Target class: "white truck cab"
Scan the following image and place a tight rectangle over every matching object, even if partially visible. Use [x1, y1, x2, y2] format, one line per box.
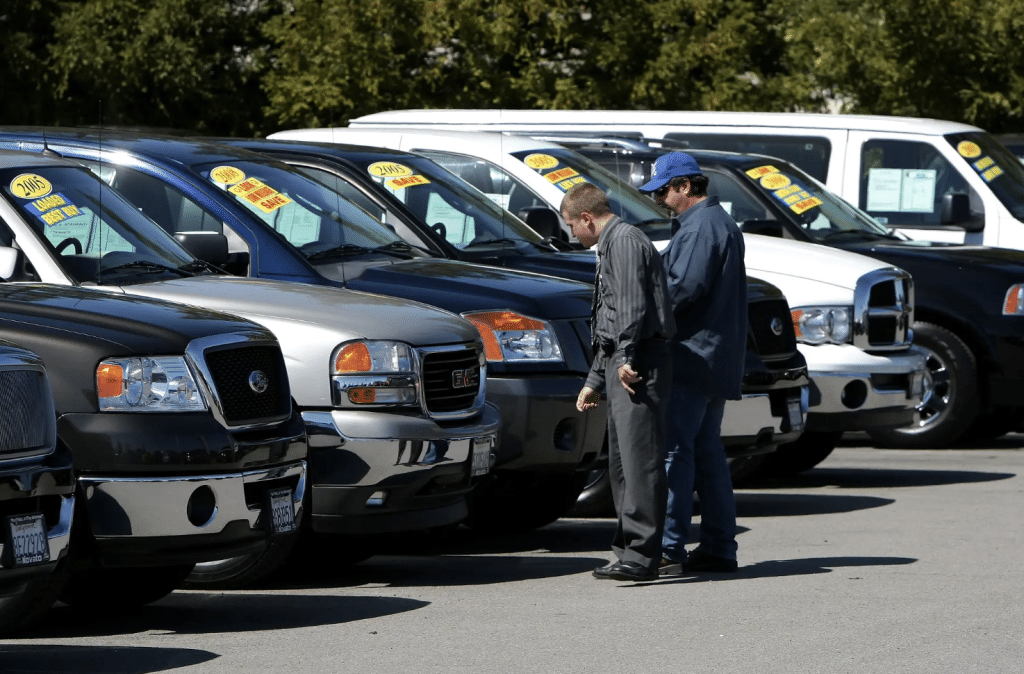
[347, 110, 1024, 250]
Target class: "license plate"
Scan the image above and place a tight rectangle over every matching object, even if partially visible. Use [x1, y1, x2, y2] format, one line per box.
[787, 399, 805, 432]
[267, 488, 296, 535]
[4, 513, 49, 567]
[471, 436, 493, 477]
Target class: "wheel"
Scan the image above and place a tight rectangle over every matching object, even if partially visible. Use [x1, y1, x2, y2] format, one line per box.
[465, 471, 589, 532]
[569, 463, 614, 518]
[869, 322, 979, 449]
[182, 532, 300, 590]
[758, 431, 842, 476]
[727, 453, 769, 484]
[54, 237, 82, 255]
[58, 564, 194, 610]
[964, 408, 1021, 442]
[0, 560, 70, 635]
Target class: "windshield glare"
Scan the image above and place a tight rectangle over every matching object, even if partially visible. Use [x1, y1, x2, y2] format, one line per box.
[353, 155, 546, 249]
[945, 132, 1024, 220]
[195, 159, 409, 257]
[2, 166, 195, 285]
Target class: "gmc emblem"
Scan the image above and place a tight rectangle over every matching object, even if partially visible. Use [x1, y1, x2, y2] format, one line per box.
[452, 367, 479, 389]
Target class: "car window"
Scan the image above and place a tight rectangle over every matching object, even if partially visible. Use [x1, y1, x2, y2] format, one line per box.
[418, 151, 546, 217]
[704, 169, 771, 223]
[664, 133, 832, 183]
[859, 139, 983, 227]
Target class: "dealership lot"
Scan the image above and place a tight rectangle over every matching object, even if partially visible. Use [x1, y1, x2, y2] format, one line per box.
[3, 437, 1023, 673]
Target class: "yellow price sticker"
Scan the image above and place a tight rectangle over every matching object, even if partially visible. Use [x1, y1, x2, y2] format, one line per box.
[10, 173, 52, 199]
[524, 154, 559, 170]
[210, 166, 246, 185]
[368, 162, 413, 178]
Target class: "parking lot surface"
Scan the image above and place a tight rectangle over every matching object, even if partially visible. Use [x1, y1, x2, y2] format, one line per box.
[3, 437, 1023, 673]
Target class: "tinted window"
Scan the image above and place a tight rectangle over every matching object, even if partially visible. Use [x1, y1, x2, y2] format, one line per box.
[664, 133, 832, 182]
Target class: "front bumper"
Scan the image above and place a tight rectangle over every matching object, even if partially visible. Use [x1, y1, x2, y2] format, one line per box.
[801, 344, 927, 432]
[723, 383, 809, 457]
[302, 403, 501, 534]
[0, 443, 75, 593]
[487, 375, 606, 474]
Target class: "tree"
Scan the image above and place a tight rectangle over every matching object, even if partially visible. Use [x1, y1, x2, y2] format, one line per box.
[0, 0, 61, 125]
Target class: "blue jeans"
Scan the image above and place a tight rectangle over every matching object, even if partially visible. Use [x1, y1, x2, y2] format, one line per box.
[662, 380, 737, 562]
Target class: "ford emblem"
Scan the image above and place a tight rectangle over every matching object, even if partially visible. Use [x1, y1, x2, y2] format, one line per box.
[770, 317, 784, 336]
[248, 370, 269, 393]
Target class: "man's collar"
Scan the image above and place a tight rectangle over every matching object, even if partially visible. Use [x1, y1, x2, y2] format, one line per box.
[596, 214, 625, 248]
[672, 196, 720, 232]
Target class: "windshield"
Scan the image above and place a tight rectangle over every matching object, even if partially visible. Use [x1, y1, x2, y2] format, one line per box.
[1, 166, 196, 285]
[193, 159, 417, 260]
[946, 132, 1024, 220]
[733, 160, 897, 243]
[347, 155, 548, 250]
[509, 148, 672, 227]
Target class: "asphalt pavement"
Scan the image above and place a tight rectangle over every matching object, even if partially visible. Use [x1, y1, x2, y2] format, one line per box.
[3, 435, 1023, 674]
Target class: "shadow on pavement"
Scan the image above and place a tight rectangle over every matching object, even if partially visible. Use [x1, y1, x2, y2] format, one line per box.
[13, 593, 427, 639]
[633, 555, 918, 586]
[841, 431, 1024, 450]
[734, 492, 894, 517]
[745, 466, 1015, 490]
[0, 645, 218, 673]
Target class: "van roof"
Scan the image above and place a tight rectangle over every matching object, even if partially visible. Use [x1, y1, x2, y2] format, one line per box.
[350, 109, 982, 136]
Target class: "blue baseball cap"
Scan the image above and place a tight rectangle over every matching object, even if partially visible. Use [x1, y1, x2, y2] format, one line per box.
[638, 152, 704, 193]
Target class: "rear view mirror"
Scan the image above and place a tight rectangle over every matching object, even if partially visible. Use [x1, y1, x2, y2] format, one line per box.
[174, 231, 229, 266]
[0, 247, 18, 280]
[517, 206, 561, 240]
[940, 193, 982, 232]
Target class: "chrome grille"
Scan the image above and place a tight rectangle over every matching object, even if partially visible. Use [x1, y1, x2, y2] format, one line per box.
[748, 298, 797, 361]
[0, 369, 53, 458]
[421, 347, 481, 414]
[853, 268, 914, 351]
[203, 344, 291, 426]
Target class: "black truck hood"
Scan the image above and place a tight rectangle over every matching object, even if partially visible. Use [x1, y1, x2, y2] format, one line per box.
[843, 241, 1024, 279]
[486, 250, 598, 285]
[323, 257, 594, 320]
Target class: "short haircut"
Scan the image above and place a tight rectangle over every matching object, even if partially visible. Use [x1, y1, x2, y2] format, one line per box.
[668, 174, 709, 198]
[560, 181, 612, 219]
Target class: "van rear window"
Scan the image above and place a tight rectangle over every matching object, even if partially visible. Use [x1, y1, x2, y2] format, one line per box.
[663, 134, 831, 183]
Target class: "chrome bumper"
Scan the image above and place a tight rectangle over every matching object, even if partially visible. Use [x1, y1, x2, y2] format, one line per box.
[78, 462, 306, 538]
[802, 344, 927, 415]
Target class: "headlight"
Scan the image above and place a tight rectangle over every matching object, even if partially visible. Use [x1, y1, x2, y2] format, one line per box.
[791, 307, 852, 344]
[462, 311, 563, 363]
[1004, 284, 1024, 315]
[96, 356, 206, 412]
[332, 341, 418, 406]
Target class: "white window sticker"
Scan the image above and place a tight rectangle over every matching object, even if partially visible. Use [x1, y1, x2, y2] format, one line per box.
[867, 168, 936, 213]
[900, 170, 937, 213]
[866, 168, 904, 211]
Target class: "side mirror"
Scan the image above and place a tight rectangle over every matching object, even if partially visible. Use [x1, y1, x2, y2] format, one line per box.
[739, 219, 785, 238]
[174, 231, 229, 266]
[0, 247, 18, 280]
[516, 206, 561, 240]
[940, 193, 981, 231]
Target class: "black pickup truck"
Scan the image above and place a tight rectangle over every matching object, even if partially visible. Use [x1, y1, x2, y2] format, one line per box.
[0, 340, 74, 633]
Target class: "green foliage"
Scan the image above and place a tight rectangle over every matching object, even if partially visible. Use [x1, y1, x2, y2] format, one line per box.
[0, 0, 62, 124]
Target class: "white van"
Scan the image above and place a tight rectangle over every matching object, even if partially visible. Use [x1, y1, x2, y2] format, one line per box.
[272, 127, 928, 461]
[348, 110, 1024, 250]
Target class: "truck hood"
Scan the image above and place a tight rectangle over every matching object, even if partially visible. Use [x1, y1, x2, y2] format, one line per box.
[846, 240, 1024, 277]
[338, 258, 594, 320]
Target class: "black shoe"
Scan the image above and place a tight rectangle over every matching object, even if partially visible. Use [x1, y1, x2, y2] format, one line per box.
[595, 561, 658, 582]
[658, 556, 686, 577]
[685, 547, 738, 573]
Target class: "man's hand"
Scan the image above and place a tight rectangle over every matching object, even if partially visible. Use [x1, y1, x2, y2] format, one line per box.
[576, 386, 600, 412]
[618, 363, 641, 393]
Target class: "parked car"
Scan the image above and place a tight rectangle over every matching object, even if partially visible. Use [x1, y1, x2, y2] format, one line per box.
[219, 138, 809, 482]
[348, 110, 1024, 252]
[0, 340, 74, 633]
[274, 127, 927, 471]
[0, 148, 500, 585]
[0, 131, 586, 533]
[996, 134, 1024, 163]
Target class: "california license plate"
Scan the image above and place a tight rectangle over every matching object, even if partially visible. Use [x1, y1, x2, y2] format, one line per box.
[267, 488, 296, 534]
[787, 399, 805, 432]
[5, 513, 49, 567]
[471, 436, 493, 477]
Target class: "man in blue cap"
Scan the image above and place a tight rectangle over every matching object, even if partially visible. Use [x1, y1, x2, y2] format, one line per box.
[638, 151, 747, 574]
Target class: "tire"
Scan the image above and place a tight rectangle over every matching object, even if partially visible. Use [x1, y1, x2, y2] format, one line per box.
[569, 464, 614, 518]
[964, 408, 1021, 442]
[59, 564, 195, 610]
[182, 532, 300, 590]
[0, 560, 70, 635]
[727, 453, 769, 485]
[758, 431, 842, 477]
[465, 471, 589, 532]
[869, 322, 979, 449]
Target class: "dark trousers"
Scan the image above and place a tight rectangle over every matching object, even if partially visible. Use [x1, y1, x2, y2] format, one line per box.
[605, 341, 671, 569]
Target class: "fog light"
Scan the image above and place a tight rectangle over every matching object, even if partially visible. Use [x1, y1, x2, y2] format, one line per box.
[841, 380, 868, 409]
[366, 490, 387, 507]
[186, 485, 218, 527]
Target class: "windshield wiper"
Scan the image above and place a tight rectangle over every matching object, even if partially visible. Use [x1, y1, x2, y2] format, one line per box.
[462, 237, 521, 249]
[304, 243, 375, 260]
[374, 240, 431, 258]
[821, 230, 886, 242]
[97, 260, 191, 277]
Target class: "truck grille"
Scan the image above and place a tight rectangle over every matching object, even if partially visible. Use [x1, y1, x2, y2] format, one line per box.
[0, 369, 53, 457]
[421, 347, 481, 414]
[853, 268, 914, 351]
[203, 344, 291, 426]
[747, 298, 797, 361]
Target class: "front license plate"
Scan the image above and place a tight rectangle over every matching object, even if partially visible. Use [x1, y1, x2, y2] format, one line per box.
[471, 436, 493, 477]
[5, 513, 49, 567]
[267, 488, 296, 535]
[787, 399, 805, 432]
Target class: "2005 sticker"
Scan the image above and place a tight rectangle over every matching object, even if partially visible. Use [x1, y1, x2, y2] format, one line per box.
[9, 173, 52, 199]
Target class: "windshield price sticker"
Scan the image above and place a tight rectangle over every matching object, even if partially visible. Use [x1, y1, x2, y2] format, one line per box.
[745, 165, 780, 179]
[368, 162, 413, 178]
[557, 176, 588, 192]
[981, 165, 1004, 182]
[791, 196, 824, 214]
[210, 166, 246, 185]
[523, 153, 559, 170]
[229, 178, 293, 214]
[760, 173, 791, 190]
[386, 174, 431, 189]
[957, 141, 982, 158]
[23, 192, 82, 226]
[9, 173, 53, 200]
[544, 167, 579, 185]
[5, 513, 49, 566]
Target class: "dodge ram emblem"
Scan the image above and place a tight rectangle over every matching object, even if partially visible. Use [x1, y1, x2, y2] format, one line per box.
[452, 368, 479, 389]
[248, 370, 269, 393]
[770, 317, 785, 336]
